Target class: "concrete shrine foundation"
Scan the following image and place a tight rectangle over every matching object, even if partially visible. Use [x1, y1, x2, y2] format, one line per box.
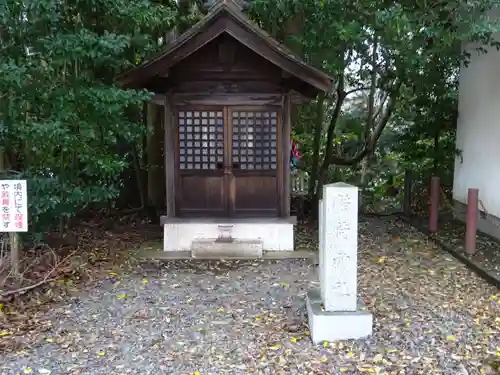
[160, 216, 296, 254]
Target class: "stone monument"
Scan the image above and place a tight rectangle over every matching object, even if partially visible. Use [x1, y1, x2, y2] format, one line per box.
[306, 182, 373, 344]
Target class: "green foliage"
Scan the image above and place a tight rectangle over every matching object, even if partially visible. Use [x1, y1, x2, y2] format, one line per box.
[2, 0, 500, 231]
[251, 0, 500, 206]
[0, 0, 177, 234]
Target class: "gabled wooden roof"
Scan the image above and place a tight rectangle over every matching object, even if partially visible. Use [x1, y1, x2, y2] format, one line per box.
[117, 0, 333, 97]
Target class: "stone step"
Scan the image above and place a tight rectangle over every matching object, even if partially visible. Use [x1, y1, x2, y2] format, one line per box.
[191, 238, 263, 258]
[132, 248, 317, 261]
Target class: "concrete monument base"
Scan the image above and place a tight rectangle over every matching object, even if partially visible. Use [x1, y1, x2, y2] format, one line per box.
[306, 289, 373, 344]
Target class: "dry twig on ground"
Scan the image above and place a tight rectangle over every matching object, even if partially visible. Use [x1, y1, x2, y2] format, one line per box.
[0, 249, 76, 302]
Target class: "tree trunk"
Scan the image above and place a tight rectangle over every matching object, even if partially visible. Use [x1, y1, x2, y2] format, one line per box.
[359, 158, 369, 212]
[0, 147, 20, 275]
[0, 146, 4, 172]
[132, 142, 147, 209]
[307, 95, 325, 199]
[433, 127, 440, 174]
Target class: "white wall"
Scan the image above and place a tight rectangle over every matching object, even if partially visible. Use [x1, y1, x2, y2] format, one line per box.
[454, 19, 500, 217]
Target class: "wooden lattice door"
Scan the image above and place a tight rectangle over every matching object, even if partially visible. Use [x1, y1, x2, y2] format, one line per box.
[176, 108, 226, 216]
[176, 106, 280, 217]
[229, 108, 280, 217]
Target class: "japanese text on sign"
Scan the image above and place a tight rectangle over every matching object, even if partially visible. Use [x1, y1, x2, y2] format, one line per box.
[0, 180, 28, 232]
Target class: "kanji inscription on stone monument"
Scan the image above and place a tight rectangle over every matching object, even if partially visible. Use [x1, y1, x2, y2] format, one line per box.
[320, 182, 358, 312]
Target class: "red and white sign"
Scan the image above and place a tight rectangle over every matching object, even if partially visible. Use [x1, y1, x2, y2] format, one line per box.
[0, 180, 28, 232]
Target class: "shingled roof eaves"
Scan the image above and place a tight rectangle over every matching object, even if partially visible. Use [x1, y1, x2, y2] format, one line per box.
[117, 0, 333, 93]
[222, 1, 333, 89]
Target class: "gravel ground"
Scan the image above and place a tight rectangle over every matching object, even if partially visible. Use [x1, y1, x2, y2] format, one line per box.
[1, 217, 499, 375]
[410, 213, 500, 282]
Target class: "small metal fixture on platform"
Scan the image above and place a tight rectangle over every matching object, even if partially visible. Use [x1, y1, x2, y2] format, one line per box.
[216, 224, 234, 242]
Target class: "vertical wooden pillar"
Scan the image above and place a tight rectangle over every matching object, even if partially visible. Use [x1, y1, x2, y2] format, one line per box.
[164, 93, 176, 217]
[146, 103, 165, 209]
[281, 92, 292, 217]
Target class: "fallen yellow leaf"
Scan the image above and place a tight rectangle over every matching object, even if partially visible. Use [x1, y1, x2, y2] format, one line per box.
[280, 283, 289, 287]
[323, 341, 329, 348]
[142, 279, 148, 284]
[491, 295, 498, 301]
[446, 335, 456, 340]
[339, 368, 348, 373]
[24, 368, 33, 374]
[376, 257, 387, 263]
[269, 344, 282, 350]
[0, 331, 11, 337]
[118, 294, 127, 300]
[97, 351, 106, 356]
[347, 351, 354, 357]
[193, 372, 201, 375]
[290, 337, 297, 343]
[45, 338, 55, 343]
[109, 271, 118, 276]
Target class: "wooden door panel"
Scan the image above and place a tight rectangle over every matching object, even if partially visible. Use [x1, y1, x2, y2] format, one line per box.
[230, 108, 280, 216]
[234, 175, 278, 216]
[179, 175, 225, 216]
[177, 109, 226, 216]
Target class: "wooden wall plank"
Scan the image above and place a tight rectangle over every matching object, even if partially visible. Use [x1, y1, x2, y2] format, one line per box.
[282, 92, 292, 217]
[164, 93, 176, 217]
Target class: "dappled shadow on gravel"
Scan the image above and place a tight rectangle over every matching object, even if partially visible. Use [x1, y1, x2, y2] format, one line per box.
[1, 217, 499, 375]
[408, 213, 500, 285]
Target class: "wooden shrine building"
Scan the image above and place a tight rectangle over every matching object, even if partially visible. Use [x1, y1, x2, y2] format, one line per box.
[118, 0, 333, 254]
